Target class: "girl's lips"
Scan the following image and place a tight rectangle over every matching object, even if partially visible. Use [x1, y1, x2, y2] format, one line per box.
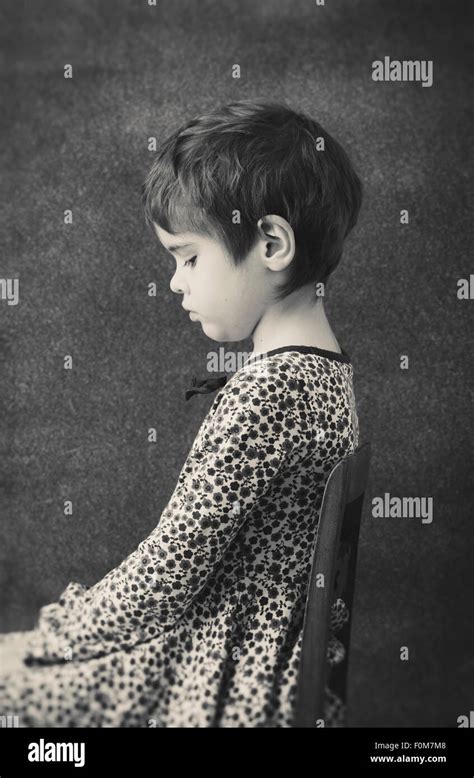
[189, 311, 198, 319]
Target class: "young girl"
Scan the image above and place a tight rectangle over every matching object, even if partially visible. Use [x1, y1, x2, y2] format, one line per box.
[0, 98, 362, 728]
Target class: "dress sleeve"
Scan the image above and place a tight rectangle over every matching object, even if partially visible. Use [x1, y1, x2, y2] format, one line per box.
[23, 367, 314, 666]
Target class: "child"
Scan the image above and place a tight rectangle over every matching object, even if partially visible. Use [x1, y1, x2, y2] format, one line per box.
[0, 98, 362, 727]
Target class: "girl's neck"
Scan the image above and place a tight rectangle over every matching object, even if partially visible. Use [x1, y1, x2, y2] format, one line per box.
[250, 296, 342, 357]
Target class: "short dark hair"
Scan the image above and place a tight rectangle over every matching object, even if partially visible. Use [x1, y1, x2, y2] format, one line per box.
[142, 98, 362, 302]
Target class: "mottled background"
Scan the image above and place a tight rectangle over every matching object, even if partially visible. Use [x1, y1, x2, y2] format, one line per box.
[1, 0, 473, 727]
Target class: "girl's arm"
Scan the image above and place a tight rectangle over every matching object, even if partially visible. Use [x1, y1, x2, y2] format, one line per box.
[23, 368, 315, 665]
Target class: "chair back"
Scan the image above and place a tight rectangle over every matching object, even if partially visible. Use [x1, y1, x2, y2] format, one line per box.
[293, 442, 371, 727]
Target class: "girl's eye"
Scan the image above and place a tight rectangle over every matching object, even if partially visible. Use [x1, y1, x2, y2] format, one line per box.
[184, 256, 197, 268]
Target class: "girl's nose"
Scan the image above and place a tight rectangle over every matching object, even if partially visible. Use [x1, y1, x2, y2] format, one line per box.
[169, 269, 188, 295]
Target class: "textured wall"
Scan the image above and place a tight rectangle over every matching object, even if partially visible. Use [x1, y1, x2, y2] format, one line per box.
[1, 0, 473, 727]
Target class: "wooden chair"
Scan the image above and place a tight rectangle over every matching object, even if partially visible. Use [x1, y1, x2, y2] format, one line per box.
[293, 442, 371, 727]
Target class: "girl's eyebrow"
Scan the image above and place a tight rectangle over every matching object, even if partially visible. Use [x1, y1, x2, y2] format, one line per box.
[166, 243, 193, 254]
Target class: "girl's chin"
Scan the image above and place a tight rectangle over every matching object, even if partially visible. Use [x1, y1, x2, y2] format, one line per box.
[199, 322, 229, 342]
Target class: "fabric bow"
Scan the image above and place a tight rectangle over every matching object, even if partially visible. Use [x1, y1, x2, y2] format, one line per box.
[185, 374, 229, 401]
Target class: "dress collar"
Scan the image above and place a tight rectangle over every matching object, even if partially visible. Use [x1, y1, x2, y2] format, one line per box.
[184, 345, 351, 401]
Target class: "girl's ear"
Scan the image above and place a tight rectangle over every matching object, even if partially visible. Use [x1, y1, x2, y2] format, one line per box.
[256, 215, 295, 264]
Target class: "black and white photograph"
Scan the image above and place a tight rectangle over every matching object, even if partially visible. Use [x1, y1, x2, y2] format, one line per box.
[0, 0, 473, 769]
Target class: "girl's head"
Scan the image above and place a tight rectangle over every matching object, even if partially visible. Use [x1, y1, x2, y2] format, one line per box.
[142, 98, 362, 343]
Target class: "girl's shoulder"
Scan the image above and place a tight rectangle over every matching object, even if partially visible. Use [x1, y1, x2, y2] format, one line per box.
[209, 348, 354, 420]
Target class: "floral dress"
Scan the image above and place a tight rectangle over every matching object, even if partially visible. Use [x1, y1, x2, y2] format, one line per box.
[0, 345, 359, 728]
